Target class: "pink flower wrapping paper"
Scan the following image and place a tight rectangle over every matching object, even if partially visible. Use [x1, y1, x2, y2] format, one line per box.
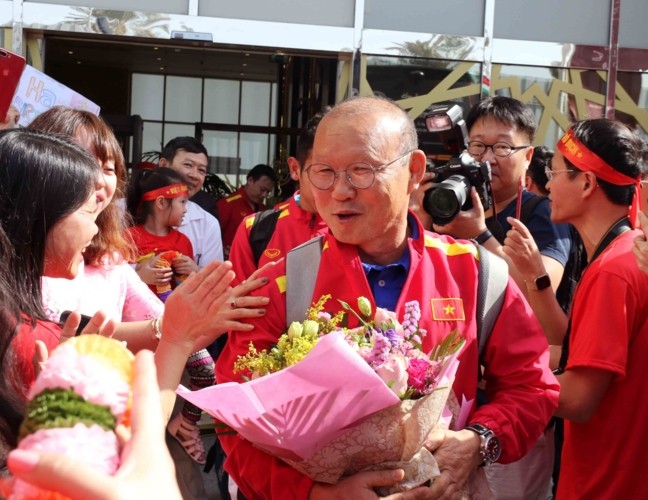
[177, 332, 400, 461]
[178, 333, 470, 493]
[284, 385, 451, 489]
[179, 296, 492, 495]
[280, 342, 464, 493]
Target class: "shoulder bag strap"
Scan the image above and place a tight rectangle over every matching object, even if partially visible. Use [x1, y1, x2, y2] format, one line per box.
[476, 244, 509, 361]
[285, 236, 324, 327]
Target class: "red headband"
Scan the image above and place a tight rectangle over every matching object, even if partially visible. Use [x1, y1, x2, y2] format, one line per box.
[140, 183, 188, 202]
[557, 129, 641, 228]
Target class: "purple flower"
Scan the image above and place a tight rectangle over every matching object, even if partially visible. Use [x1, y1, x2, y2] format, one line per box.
[383, 328, 401, 347]
[365, 331, 391, 365]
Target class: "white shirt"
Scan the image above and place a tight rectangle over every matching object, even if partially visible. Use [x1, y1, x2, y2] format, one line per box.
[42, 259, 164, 323]
[178, 201, 223, 268]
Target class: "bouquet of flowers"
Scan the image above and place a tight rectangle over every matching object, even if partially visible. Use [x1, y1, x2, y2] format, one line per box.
[178, 295, 464, 492]
[1, 335, 134, 500]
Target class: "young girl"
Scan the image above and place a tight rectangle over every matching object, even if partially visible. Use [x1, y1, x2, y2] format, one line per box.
[127, 167, 214, 465]
[127, 167, 197, 300]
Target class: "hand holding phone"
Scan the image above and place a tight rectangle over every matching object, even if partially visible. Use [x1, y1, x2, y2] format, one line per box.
[59, 310, 93, 336]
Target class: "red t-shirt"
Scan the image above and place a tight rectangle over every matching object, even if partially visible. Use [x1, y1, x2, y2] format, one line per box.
[12, 319, 61, 398]
[558, 230, 648, 499]
[127, 225, 194, 294]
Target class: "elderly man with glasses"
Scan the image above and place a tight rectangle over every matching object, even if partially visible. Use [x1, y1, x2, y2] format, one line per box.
[216, 95, 559, 499]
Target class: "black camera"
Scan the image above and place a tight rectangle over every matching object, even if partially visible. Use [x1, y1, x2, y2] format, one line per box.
[423, 152, 492, 225]
[418, 104, 493, 225]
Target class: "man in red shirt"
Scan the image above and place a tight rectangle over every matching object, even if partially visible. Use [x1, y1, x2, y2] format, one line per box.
[549, 119, 648, 499]
[228, 112, 329, 283]
[216, 96, 559, 499]
[217, 164, 277, 257]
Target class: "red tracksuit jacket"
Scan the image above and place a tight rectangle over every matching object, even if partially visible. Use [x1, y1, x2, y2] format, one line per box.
[216, 216, 559, 499]
[228, 192, 329, 284]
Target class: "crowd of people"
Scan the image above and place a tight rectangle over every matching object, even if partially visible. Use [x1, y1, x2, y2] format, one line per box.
[0, 91, 647, 500]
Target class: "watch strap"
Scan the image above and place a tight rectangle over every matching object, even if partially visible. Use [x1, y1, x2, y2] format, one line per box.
[465, 423, 500, 466]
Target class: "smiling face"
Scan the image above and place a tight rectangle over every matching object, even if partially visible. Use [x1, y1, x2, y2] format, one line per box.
[467, 116, 533, 204]
[310, 109, 425, 264]
[74, 129, 117, 215]
[43, 192, 99, 279]
[164, 150, 208, 197]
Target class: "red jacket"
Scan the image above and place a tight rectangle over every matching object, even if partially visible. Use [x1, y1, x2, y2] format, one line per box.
[216, 217, 559, 499]
[217, 186, 266, 249]
[228, 192, 329, 284]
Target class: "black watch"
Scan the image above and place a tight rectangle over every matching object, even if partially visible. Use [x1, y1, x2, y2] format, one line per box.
[465, 423, 501, 466]
[527, 273, 552, 291]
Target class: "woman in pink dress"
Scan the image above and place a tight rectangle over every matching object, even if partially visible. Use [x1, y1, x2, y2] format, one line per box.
[31, 107, 217, 464]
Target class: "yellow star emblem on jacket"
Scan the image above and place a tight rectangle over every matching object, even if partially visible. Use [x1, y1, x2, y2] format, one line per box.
[430, 298, 465, 321]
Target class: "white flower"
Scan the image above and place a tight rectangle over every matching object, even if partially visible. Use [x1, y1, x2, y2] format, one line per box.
[303, 320, 319, 337]
[287, 321, 303, 339]
[374, 355, 408, 398]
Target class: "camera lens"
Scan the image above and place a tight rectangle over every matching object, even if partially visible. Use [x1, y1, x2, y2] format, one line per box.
[423, 175, 471, 225]
[428, 189, 461, 219]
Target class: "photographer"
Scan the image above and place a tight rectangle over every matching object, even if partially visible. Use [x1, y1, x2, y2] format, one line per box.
[411, 96, 574, 499]
[412, 98, 574, 336]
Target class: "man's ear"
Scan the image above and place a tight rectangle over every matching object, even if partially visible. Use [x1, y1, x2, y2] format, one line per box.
[408, 150, 427, 189]
[524, 145, 534, 166]
[525, 175, 533, 191]
[287, 157, 301, 182]
[158, 157, 169, 168]
[582, 171, 599, 197]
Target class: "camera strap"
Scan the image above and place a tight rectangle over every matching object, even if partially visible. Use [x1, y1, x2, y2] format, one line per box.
[486, 193, 547, 244]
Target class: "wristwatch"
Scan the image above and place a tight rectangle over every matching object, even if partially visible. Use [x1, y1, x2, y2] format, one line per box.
[465, 423, 501, 466]
[527, 273, 552, 291]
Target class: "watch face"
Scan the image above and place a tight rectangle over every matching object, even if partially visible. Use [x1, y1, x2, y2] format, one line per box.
[535, 274, 552, 291]
[485, 435, 501, 463]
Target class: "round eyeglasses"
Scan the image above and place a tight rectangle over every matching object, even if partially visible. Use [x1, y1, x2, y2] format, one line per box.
[305, 151, 413, 190]
[467, 141, 530, 158]
[544, 167, 575, 181]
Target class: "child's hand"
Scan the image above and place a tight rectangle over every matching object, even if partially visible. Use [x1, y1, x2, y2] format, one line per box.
[172, 254, 199, 276]
[136, 255, 173, 286]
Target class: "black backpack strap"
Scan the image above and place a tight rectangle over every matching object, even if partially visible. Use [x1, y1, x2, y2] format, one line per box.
[475, 244, 509, 362]
[249, 209, 281, 266]
[285, 236, 324, 326]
